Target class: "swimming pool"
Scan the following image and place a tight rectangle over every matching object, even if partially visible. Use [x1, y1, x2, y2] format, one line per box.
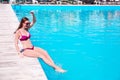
[12, 5, 120, 80]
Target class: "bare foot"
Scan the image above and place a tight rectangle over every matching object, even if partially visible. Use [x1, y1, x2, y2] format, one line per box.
[55, 67, 67, 73]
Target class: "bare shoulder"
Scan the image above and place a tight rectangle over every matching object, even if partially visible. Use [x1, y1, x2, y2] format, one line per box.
[15, 30, 19, 34]
[14, 30, 20, 37]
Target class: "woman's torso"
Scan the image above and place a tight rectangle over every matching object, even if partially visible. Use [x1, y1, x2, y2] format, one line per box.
[18, 29, 33, 48]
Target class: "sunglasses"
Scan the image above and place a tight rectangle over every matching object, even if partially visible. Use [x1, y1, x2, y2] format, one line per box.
[25, 22, 30, 26]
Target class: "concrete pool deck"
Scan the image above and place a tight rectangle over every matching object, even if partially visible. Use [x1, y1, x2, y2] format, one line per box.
[0, 4, 47, 80]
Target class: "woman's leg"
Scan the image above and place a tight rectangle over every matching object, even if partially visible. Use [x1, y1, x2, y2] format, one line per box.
[23, 50, 66, 73]
[34, 47, 54, 63]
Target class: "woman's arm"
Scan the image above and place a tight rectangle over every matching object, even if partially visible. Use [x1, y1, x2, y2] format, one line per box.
[30, 11, 36, 27]
[14, 32, 20, 55]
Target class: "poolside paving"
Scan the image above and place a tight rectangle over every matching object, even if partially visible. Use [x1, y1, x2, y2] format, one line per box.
[0, 4, 48, 80]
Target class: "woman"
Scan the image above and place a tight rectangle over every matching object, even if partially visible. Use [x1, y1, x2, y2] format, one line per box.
[14, 12, 66, 73]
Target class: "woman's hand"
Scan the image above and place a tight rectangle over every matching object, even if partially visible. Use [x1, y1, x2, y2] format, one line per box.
[18, 53, 24, 58]
[30, 11, 36, 27]
[30, 11, 34, 15]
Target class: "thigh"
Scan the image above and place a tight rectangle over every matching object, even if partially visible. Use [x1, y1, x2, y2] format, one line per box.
[34, 47, 47, 54]
[23, 49, 40, 58]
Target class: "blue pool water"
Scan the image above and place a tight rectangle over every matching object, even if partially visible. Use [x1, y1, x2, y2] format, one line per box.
[12, 5, 120, 80]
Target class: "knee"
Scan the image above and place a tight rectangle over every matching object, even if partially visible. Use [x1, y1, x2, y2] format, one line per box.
[41, 49, 48, 54]
[38, 48, 48, 53]
[37, 53, 45, 59]
[44, 50, 48, 54]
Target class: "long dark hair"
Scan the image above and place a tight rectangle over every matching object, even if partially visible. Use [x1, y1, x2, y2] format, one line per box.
[14, 17, 29, 33]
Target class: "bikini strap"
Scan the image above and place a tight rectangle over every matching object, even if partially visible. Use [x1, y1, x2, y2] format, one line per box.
[18, 30, 22, 37]
[18, 29, 30, 36]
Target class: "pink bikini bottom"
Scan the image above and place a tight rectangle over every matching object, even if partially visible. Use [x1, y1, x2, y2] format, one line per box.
[20, 46, 34, 53]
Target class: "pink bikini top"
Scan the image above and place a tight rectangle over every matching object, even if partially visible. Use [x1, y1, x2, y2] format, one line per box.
[19, 31, 31, 41]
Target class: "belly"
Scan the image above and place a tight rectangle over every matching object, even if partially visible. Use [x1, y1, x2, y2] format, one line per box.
[21, 40, 33, 48]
